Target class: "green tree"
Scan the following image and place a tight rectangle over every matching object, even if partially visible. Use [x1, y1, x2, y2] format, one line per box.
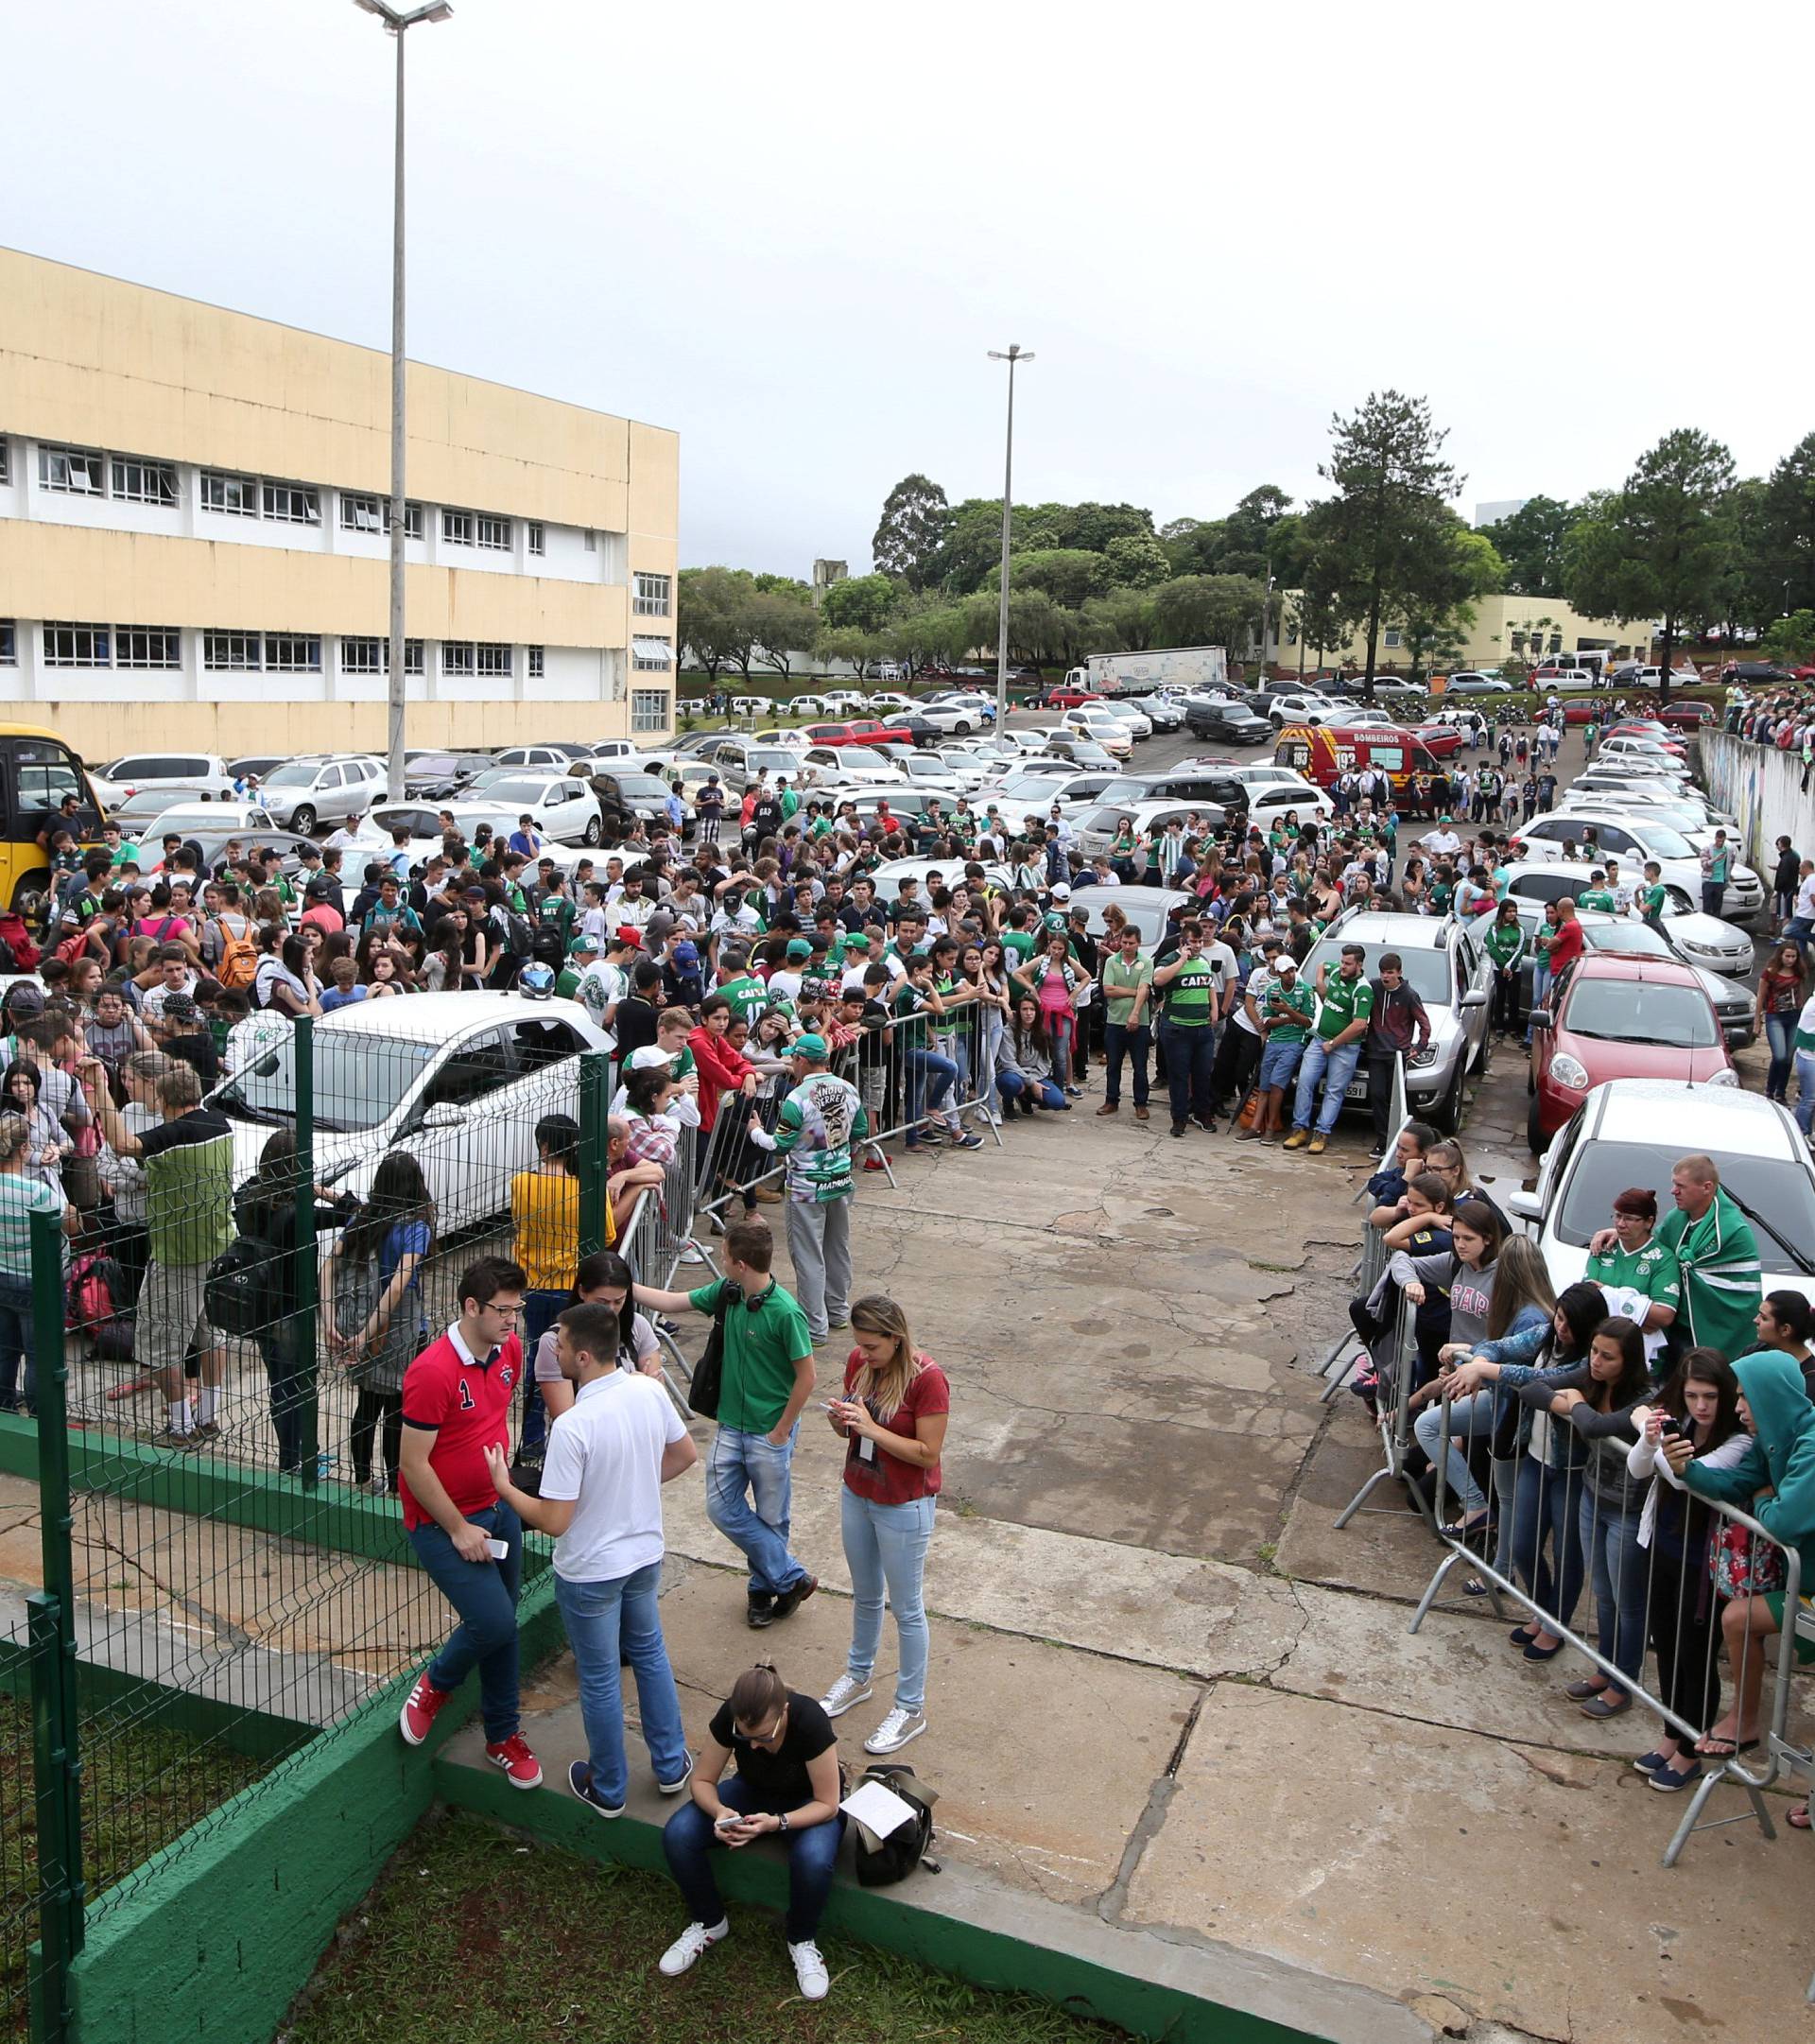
[815, 625, 879, 680]
[1757, 431, 1815, 619]
[1477, 494, 1575, 598]
[819, 571, 898, 634]
[749, 590, 815, 681]
[1080, 586, 1158, 652]
[1150, 574, 1269, 651]
[1284, 588, 1349, 677]
[932, 498, 1020, 595]
[678, 565, 757, 684]
[872, 475, 953, 592]
[1021, 501, 1154, 553]
[880, 596, 974, 673]
[1298, 390, 1463, 698]
[1563, 426, 1737, 702]
[1160, 517, 1229, 578]
[984, 546, 1109, 609]
[1102, 532, 1171, 589]
[1762, 609, 1815, 664]
[1392, 519, 1505, 684]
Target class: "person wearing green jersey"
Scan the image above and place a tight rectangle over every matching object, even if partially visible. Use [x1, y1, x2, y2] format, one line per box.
[1482, 898, 1528, 1037]
[556, 930, 599, 1000]
[1151, 917, 1225, 1135]
[1243, 953, 1315, 1141]
[1638, 860, 1669, 934]
[715, 945, 772, 1028]
[1588, 1155, 1759, 1363]
[1284, 944, 1374, 1155]
[1097, 923, 1153, 1117]
[1701, 832, 1733, 920]
[1575, 870, 1617, 915]
[746, 1035, 867, 1343]
[1583, 1186, 1680, 1364]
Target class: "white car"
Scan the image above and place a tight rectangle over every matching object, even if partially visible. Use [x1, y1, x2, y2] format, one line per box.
[213, 994, 614, 1232]
[889, 702, 987, 737]
[91, 751, 238, 809]
[1511, 813, 1765, 922]
[1507, 1081, 1815, 1314]
[784, 695, 824, 718]
[130, 801, 276, 842]
[987, 769, 1132, 814]
[895, 754, 967, 796]
[750, 728, 813, 753]
[867, 691, 916, 714]
[1057, 710, 1133, 759]
[1496, 858, 1756, 976]
[1558, 787, 1737, 836]
[868, 856, 1013, 897]
[461, 772, 604, 846]
[801, 747, 903, 787]
[818, 690, 868, 714]
[1264, 693, 1344, 728]
[1098, 702, 1154, 739]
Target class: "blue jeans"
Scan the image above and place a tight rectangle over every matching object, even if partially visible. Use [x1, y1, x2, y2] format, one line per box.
[1159, 1019, 1216, 1125]
[1765, 1011, 1795, 1101]
[1797, 1050, 1815, 1138]
[1256, 1033, 1305, 1095]
[842, 1488, 934, 1712]
[1101, 1020, 1150, 1107]
[706, 1426, 808, 1600]
[1291, 1036, 1362, 1135]
[0, 1272, 32, 1410]
[1413, 1388, 1497, 1518]
[1510, 1455, 1585, 1635]
[554, 1558, 689, 1805]
[408, 1498, 524, 1743]
[519, 1289, 568, 1452]
[903, 1047, 957, 1142]
[997, 1070, 1067, 1110]
[664, 1773, 846, 1943]
[1579, 1492, 1649, 1694]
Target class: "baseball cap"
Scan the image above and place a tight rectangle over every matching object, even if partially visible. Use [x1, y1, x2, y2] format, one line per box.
[786, 938, 812, 961]
[627, 1045, 673, 1071]
[613, 925, 643, 947]
[567, 932, 599, 956]
[163, 991, 200, 1021]
[1276, 954, 1300, 973]
[792, 1032, 830, 1062]
[1050, 881, 1071, 900]
[673, 940, 700, 969]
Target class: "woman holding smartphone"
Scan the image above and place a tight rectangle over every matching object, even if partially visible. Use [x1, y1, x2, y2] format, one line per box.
[818, 1294, 949, 1758]
[659, 1661, 843, 2003]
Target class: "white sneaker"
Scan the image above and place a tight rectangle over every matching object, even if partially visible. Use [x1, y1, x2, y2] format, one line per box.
[864, 1706, 927, 1755]
[819, 1673, 873, 1719]
[659, 1918, 729, 1978]
[677, 1243, 707, 1265]
[788, 1938, 830, 2001]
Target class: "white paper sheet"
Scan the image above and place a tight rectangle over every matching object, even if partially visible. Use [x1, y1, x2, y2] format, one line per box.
[839, 1778, 917, 1839]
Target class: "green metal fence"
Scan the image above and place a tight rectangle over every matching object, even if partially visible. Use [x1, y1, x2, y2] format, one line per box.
[0, 1023, 628, 2040]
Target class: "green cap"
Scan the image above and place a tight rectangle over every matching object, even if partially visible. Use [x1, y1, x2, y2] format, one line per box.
[786, 937, 813, 961]
[792, 1032, 830, 1063]
[568, 932, 600, 955]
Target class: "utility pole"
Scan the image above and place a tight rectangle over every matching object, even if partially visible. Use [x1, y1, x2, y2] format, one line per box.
[987, 345, 1033, 728]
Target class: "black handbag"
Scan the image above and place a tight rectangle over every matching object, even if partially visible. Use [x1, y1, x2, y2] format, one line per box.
[686, 1285, 733, 1420]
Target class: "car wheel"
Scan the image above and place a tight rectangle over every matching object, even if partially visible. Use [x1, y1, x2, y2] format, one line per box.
[1435, 1054, 1466, 1135]
[954, 719, 974, 736]
[583, 815, 602, 847]
[1667, 887, 1695, 913]
[1527, 1098, 1547, 1157]
[291, 805, 317, 835]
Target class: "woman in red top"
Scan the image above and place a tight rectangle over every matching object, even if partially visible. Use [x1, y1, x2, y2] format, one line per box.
[1754, 941, 1806, 1103]
[818, 1295, 948, 1758]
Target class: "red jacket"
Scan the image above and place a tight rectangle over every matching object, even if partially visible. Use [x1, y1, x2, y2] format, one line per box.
[689, 1023, 754, 1131]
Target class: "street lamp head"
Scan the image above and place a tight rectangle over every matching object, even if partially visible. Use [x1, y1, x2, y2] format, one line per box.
[354, 0, 454, 26]
[988, 346, 1034, 364]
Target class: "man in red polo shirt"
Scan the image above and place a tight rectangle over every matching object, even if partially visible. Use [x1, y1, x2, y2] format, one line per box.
[1546, 895, 1586, 979]
[396, 1256, 543, 1788]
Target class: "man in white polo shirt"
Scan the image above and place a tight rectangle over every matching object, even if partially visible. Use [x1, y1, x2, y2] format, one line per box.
[485, 1299, 699, 1817]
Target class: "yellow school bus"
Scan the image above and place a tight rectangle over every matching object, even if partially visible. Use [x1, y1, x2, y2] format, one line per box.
[0, 722, 105, 909]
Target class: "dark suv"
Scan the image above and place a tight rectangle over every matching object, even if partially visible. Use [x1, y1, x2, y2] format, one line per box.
[1184, 700, 1270, 745]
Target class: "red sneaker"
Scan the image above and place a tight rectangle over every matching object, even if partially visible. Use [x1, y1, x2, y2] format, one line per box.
[862, 1154, 888, 1172]
[399, 1672, 453, 1747]
[485, 1733, 544, 1790]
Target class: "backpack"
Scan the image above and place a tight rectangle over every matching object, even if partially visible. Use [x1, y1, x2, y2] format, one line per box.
[204, 1232, 285, 1338]
[55, 928, 92, 967]
[0, 914, 42, 971]
[495, 906, 535, 958]
[213, 917, 258, 991]
[850, 1764, 939, 1887]
[67, 1252, 134, 1361]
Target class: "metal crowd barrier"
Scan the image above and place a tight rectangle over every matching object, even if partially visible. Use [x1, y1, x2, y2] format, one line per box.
[1413, 1394, 1810, 1872]
[1329, 1289, 1440, 1534]
[1317, 1053, 1409, 1406]
[616, 1185, 697, 1415]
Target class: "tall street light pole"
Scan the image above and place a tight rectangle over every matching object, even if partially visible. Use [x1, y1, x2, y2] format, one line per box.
[354, 0, 454, 801]
[988, 345, 1032, 731]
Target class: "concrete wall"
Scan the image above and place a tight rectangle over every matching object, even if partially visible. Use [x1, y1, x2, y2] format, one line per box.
[1701, 731, 1813, 869]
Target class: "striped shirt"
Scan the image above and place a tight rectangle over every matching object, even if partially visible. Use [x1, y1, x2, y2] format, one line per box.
[1657, 1189, 1762, 1360]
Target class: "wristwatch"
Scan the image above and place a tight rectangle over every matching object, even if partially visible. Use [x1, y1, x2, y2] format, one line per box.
[777, 1811, 790, 1833]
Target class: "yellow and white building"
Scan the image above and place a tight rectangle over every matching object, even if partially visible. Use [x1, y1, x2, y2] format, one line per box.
[0, 249, 679, 761]
[1277, 593, 1653, 673]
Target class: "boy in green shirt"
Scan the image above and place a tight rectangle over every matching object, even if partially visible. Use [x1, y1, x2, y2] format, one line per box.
[1283, 944, 1374, 1155]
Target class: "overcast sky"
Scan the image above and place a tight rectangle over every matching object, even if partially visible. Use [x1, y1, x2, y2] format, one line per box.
[9, 1, 1807, 578]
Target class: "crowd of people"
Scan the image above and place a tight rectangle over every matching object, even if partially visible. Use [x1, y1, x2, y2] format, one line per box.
[1354, 1130, 1815, 1804]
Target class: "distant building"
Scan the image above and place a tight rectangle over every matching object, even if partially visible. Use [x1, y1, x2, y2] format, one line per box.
[0, 249, 679, 760]
[811, 559, 849, 599]
[1475, 498, 1529, 528]
[1275, 592, 1653, 675]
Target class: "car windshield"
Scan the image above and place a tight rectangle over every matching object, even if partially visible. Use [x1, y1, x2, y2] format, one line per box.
[485, 778, 558, 804]
[744, 752, 800, 774]
[1555, 1140, 1815, 1266]
[1563, 978, 1718, 1048]
[1629, 823, 1697, 859]
[1303, 939, 1451, 1007]
[1586, 925, 1671, 959]
[995, 777, 1065, 805]
[216, 1031, 439, 1134]
[260, 761, 321, 788]
[609, 775, 671, 801]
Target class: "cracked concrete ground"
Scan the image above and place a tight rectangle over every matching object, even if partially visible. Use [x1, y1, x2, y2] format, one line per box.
[441, 1062, 1815, 2043]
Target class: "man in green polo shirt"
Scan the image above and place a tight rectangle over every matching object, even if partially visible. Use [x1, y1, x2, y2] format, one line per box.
[556, 930, 598, 1000]
[1638, 860, 1669, 932]
[1585, 1186, 1680, 1362]
[1152, 917, 1225, 1136]
[713, 944, 771, 1027]
[1576, 869, 1617, 914]
[1641, 1154, 1761, 1360]
[1284, 943, 1374, 1156]
[634, 1215, 817, 1628]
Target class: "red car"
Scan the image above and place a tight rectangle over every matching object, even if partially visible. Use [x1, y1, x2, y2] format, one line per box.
[1528, 954, 1734, 1152]
[1035, 684, 1103, 709]
[800, 719, 895, 748]
[1656, 701, 1713, 730]
[1409, 721, 1467, 757]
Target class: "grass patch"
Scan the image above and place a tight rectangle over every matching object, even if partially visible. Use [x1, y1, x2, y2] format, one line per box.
[284, 1809, 1124, 2044]
[1, 1695, 273, 2033]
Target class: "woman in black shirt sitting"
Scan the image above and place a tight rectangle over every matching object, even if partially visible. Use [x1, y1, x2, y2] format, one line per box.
[659, 1661, 844, 2003]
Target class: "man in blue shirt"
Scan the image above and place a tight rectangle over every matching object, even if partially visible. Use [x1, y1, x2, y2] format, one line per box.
[508, 814, 544, 859]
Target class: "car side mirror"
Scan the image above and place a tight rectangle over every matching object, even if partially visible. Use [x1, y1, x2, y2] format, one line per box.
[1459, 988, 1488, 1010]
[1528, 1009, 1552, 1031]
[418, 1100, 464, 1130]
[1505, 1185, 1542, 1222]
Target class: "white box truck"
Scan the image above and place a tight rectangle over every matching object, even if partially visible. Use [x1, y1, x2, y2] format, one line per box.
[1063, 647, 1228, 697]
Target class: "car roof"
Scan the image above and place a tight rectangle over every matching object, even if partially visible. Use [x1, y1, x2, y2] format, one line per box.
[308, 991, 598, 1045]
[1562, 953, 1700, 987]
[1067, 883, 1190, 913]
[1588, 1080, 1800, 1160]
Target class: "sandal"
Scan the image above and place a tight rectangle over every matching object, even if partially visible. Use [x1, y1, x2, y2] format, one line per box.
[1695, 1733, 1760, 1758]
[1789, 1803, 1810, 1830]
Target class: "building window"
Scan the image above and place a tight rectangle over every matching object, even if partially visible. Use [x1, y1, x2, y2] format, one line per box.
[631, 688, 670, 734]
[582, 528, 596, 552]
[633, 571, 672, 617]
[340, 637, 384, 675]
[263, 482, 320, 526]
[442, 641, 476, 678]
[111, 457, 179, 507]
[200, 471, 259, 517]
[475, 642, 512, 679]
[385, 499, 425, 540]
[340, 494, 385, 534]
[39, 444, 105, 495]
[632, 637, 675, 671]
[43, 622, 111, 667]
[0, 441, 9, 486]
[203, 631, 262, 670]
[527, 644, 544, 679]
[404, 637, 424, 676]
[441, 509, 475, 547]
[475, 514, 511, 552]
[0, 621, 16, 665]
[1381, 628, 1403, 650]
[527, 522, 544, 557]
[115, 627, 182, 670]
[265, 633, 322, 672]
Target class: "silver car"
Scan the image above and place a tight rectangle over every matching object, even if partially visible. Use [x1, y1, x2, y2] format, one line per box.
[1307, 910, 1493, 1134]
[258, 754, 388, 833]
